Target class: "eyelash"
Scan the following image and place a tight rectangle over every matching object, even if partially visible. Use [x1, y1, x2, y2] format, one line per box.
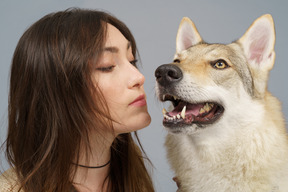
[96, 59, 138, 72]
[130, 59, 138, 66]
[96, 65, 115, 72]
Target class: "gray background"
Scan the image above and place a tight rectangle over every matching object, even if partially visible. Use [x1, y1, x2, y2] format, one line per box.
[0, 0, 287, 191]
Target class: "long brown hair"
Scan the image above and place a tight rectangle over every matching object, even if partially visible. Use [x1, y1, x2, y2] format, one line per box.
[5, 8, 154, 192]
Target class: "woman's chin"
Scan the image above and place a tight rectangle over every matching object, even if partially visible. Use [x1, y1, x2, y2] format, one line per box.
[114, 112, 151, 133]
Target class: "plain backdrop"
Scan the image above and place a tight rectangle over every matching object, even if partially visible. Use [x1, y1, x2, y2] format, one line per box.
[0, 0, 287, 191]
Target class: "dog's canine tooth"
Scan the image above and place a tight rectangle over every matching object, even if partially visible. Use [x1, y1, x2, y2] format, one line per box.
[162, 108, 167, 115]
[177, 114, 181, 119]
[181, 106, 186, 119]
[173, 95, 178, 100]
[162, 95, 166, 101]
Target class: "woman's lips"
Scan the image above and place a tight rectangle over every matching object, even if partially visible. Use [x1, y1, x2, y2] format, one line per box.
[129, 94, 147, 107]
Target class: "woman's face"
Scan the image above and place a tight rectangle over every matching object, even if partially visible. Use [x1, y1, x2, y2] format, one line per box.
[93, 24, 151, 135]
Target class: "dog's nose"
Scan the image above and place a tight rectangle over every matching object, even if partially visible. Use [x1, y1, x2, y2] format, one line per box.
[155, 64, 183, 86]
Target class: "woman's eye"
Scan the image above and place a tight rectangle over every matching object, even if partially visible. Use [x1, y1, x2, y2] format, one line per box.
[130, 59, 138, 66]
[211, 60, 229, 69]
[96, 65, 115, 72]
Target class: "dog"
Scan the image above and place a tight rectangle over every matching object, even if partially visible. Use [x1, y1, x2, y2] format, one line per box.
[155, 15, 288, 192]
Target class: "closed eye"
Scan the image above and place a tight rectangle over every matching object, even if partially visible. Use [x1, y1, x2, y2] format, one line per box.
[130, 59, 138, 66]
[173, 59, 181, 63]
[96, 65, 115, 72]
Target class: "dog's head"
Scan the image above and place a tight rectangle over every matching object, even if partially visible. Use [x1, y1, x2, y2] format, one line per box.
[155, 15, 275, 135]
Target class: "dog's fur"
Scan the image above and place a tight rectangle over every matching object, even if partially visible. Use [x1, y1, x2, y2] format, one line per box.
[155, 15, 288, 192]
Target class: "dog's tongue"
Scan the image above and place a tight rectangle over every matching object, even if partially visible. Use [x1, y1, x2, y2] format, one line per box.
[168, 101, 203, 117]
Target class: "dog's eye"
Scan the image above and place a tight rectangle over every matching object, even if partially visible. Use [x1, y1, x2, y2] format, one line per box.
[211, 60, 229, 69]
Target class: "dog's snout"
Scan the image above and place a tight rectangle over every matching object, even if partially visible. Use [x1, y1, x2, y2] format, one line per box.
[155, 64, 183, 86]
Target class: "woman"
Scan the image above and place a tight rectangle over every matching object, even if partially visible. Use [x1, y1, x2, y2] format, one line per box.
[0, 8, 154, 192]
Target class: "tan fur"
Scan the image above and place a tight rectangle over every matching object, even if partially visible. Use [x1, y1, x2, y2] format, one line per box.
[159, 15, 288, 192]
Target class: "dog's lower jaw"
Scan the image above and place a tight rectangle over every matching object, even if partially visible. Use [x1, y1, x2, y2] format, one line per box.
[165, 124, 199, 135]
[164, 110, 225, 135]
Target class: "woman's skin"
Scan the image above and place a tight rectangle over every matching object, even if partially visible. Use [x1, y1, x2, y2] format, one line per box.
[73, 23, 151, 192]
[95, 24, 151, 134]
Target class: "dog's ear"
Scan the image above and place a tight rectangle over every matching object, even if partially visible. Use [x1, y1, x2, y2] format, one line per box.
[238, 14, 275, 98]
[238, 14, 275, 71]
[176, 17, 202, 53]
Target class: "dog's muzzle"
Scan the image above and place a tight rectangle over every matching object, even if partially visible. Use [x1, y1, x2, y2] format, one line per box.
[155, 63, 224, 132]
[155, 64, 183, 87]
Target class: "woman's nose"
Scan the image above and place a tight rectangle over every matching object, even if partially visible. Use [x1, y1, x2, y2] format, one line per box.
[128, 65, 145, 89]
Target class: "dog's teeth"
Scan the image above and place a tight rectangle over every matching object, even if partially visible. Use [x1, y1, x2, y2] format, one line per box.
[177, 114, 181, 119]
[181, 106, 186, 119]
[173, 116, 176, 120]
[164, 114, 169, 119]
[162, 95, 166, 101]
[173, 95, 178, 100]
[204, 103, 211, 112]
[199, 108, 205, 114]
[200, 103, 212, 114]
[162, 108, 167, 115]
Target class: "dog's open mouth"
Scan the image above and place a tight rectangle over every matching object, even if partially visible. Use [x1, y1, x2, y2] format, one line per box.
[161, 94, 224, 127]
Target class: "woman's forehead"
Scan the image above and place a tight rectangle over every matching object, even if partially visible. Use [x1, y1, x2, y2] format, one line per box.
[104, 24, 130, 50]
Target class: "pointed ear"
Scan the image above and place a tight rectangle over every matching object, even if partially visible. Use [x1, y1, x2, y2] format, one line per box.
[238, 14, 275, 71]
[176, 17, 202, 53]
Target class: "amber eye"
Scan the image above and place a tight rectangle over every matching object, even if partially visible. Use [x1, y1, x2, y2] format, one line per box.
[211, 60, 229, 69]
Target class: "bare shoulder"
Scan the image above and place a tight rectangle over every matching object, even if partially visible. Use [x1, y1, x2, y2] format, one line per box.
[0, 169, 21, 192]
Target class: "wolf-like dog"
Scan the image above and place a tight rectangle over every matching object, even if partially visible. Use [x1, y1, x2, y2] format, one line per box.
[155, 15, 288, 192]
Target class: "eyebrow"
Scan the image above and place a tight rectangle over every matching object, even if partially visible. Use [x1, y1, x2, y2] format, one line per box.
[103, 42, 131, 53]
